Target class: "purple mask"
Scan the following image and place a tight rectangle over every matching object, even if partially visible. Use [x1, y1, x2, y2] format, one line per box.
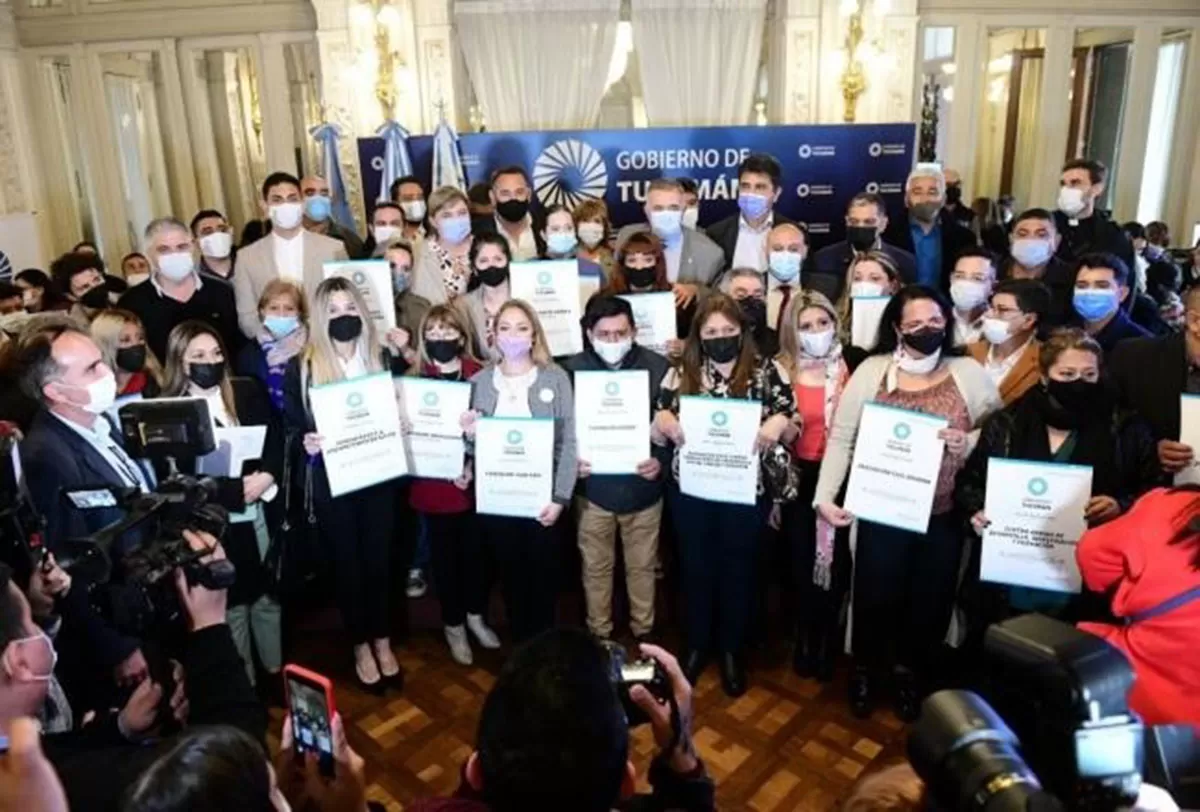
[497, 335, 532, 360]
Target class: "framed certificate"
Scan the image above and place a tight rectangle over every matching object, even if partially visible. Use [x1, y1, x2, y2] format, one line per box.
[509, 260, 582, 357]
[574, 370, 650, 474]
[398, 378, 472, 480]
[308, 372, 408, 497]
[677, 395, 760, 505]
[851, 295, 890, 349]
[619, 292, 676, 356]
[1175, 394, 1200, 486]
[474, 417, 554, 518]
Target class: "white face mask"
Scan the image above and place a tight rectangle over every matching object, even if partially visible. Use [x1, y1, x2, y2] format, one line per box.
[157, 252, 195, 283]
[592, 337, 633, 366]
[61, 371, 117, 415]
[850, 281, 885, 298]
[400, 200, 426, 223]
[896, 349, 941, 375]
[950, 280, 990, 312]
[981, 317, 1012, 345]
[799, 328, 836, 358]
[373, 225, 400, 245]
[270, 202, 304, 230]
[577, 223, 605, 248]
[681, 206, 700, 230]
[1010, 238, 1053, 268]
[3, 632, 57, 682]
[199, 231, 233, 259]
[125, 273, 150, 288]
[1057, 187, 1087, 218]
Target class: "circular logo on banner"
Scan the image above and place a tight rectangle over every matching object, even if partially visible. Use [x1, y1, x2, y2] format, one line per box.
[371, 155, 386, 171]
[865, 182, 881, 194]
[797, 144, 813, 159]
[711, 411, 729, 428]
[353, 271, 366, 285]
[537, 271, 553, 286]
[1027, 477, 1049, 497]
[347, 392, 364, 408]
[423, 391, 439, 407]
[533, 139, 608, 210]
[605, 381, 620, 396]
[507, 429, 523, 445]
[868, 142, 883, 157]
[893, 422, 912, 440]
[0, 249, 11, 281]
[796, 184, 811, 198]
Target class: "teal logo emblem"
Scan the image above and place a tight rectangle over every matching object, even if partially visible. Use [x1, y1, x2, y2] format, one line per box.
[423, 391, 439, 407]
[711, 411, 729, 428]
[1027, 477, 1049, 497]
[347, 392, 364, 408]
[605, 381, 620, 396]
[893, 422, 911, 440]
[537, 271, 552, 286]
[507, 430, 523, 445]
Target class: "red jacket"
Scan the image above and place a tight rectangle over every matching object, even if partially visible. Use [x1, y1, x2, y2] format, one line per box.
[409, 359, 481, 515]
[1077, 487, 1200, 728]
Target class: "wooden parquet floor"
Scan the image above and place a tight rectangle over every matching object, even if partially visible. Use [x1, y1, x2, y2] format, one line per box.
[277, 596, 909, 812]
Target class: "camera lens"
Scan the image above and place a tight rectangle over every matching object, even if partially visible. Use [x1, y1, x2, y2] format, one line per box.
[908, 691, 1046, 811]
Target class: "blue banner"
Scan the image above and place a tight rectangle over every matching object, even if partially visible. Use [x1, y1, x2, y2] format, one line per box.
[357, 123, 915, 248]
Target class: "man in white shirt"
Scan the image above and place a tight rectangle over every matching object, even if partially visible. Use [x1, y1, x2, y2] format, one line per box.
[472, 166, 542, 261]
[705, 153, 795, 273]
[233, 171, 347, 338]
[764, 222, 808, 330]
[949, 246, 999, 346]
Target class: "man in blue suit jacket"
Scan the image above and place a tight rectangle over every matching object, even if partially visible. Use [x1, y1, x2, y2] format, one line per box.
[16, 320, 148, 687]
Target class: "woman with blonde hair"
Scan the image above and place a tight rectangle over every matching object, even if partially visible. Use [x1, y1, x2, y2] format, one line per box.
[837, 251, 903, 347]
[465, 299, 577, 642]
[774, 290, 859, 681]
[282, 276, 407, 689]
[160, 319, 283, 686]
[90, 308, 162, 397]
[236, 278, 307, 413]
[573, 198, 615, 280]
[411, 186, 474, 306]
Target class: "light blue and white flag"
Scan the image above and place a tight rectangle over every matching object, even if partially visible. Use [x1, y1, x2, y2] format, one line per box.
[375, 120, 413, 202]
[431, 115, 467, 192]
[310, 122, 356, 231]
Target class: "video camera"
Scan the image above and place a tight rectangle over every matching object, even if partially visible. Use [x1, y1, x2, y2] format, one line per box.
[909, 614, 1198, 811]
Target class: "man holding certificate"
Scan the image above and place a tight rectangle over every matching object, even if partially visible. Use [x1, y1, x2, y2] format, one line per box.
[652, 293, 794, 698]
[813, 287, 1000, 722]
[565, 296, 670, 644]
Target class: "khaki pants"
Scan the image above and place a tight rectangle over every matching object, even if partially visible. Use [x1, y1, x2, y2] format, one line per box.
[577, 498, 662, 637]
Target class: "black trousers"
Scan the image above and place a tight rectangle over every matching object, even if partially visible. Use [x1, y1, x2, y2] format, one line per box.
[313, 481, 396, 644]
[669, 488, 765, 655]
[782, 459, 848, 633]
[852, 512, 961, 678]
[425, 511, 486, 627]
[479, 515, 558, 643]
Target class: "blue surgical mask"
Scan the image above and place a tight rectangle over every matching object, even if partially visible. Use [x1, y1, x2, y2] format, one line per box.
[1073, 288, 1119, 322]
[263, 314, 299, 338]
[768, 250, 801, 282]
[738, 193, 771, 221]
[303, 196, 332, 223]
[649, 210, 683, 241]
[546, 231, 578, 256]
[393, 271, 410, 293]
[439, 215, 472, 245]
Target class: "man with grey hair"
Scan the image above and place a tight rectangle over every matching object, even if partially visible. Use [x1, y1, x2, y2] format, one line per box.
[117, 216, 241, 360]
[882, 163, 976, 293]
[724, 266, 778, 356]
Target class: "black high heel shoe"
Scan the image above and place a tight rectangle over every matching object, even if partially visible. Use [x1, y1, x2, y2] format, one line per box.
[683, 649, 710, 685]
[849, 665, 873, 719]
[719, 652, 747, 698]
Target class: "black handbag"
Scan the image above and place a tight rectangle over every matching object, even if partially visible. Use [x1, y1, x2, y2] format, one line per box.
[263, 432, 322, 600]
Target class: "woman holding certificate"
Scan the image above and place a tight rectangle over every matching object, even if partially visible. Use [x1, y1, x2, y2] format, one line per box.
[466, 299, 577, 643]
[159, 320, 283, 688]
[652, 293, 795, 697]
[603, 231, 692, 356]
[956, 328, 1158, 629]
[282, 277, 406, 690]
[813, 286, 1000, 721]
[406, 304, 501, 665]
[835, 251, 903, 349]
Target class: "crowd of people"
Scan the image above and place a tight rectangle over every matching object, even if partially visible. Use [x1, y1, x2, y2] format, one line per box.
[0, 152, 1199, 811]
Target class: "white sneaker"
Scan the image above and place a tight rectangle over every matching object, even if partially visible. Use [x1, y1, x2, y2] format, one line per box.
[466, 613, 501, 649]
[406, 568, 427, 598]
[444, 624, 473, 665]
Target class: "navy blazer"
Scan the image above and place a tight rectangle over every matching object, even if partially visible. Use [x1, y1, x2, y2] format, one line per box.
[810, 240, 918, 301]
[705, 210, 795, 269]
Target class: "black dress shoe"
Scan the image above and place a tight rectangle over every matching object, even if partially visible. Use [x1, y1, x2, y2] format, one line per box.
[719, 652, 747, 698]
[812, 624, 837, 684]
[849, 666, 873, 719]
[894, 669, 920, 723]
[791, 630, 815, 678]
[683, 649, 709, 685]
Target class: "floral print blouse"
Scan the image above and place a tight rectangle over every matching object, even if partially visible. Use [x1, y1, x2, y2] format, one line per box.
[431, 240, 471, 300]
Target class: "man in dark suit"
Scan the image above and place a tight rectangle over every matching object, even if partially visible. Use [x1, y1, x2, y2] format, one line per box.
[1003, 208, 1075, 327]
[705, 152, 793, 272]
[1053, 159, 1135, 274]
[882, 164, 977, 294]
[1070, 252, 1149, 353]
[470, 165, 545, 261]
[811, 192, 917, 298]
[16, 321, 150, 687]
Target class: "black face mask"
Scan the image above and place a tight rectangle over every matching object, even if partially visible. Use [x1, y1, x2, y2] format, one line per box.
[495, 199, 529, 223]
[901, 327, 946, 356]
[188, 361, 226, 390]
[328, 314, 363, 343]
[946, 184, 963, 205]
[80, 286, 109, 310]
[1044, 379, 1108, 428]
[846, 226, 877, 253]
[701, 335, 742, 364]
[476, 265, 510, 288]
[625, 266, 657, 289]
[426, 339, 460, 364]
[739, 298, 767, 331]
[115, 345, 147, 374]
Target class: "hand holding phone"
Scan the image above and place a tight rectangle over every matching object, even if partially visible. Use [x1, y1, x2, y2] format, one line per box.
[276, 685, 368, 812]
[283, 664, 336, 777]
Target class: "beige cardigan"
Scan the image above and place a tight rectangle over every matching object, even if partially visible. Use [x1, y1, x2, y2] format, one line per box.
[812, 353, 1001, 507]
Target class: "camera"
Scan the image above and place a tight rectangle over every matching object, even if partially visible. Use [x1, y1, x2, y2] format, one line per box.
[601, 641, 671, 728]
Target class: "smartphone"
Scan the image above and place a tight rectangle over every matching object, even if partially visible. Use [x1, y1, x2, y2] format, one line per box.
[283, 664, 336, 777]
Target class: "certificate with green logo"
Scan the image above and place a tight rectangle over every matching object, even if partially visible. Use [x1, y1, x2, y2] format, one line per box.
[843, 401, 947, 533]
[475, 417, 554, 518]
[574, 370, 650, 475]
[981, 458, 1091, 593]
[677, 395, 759, 505]
[309, 371, 408, 497]
[398, 378, 472, 480]
[509, 260, 582, 357]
